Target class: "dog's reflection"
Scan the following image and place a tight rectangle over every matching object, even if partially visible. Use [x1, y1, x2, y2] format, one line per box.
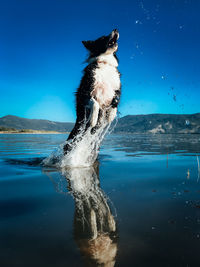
[61, 165, 118, 266]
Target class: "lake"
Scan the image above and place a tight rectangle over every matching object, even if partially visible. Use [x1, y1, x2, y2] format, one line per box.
[0, 133, 200, 267]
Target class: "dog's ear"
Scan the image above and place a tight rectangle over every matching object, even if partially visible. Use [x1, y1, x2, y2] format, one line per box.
[82, 40, 93, 51]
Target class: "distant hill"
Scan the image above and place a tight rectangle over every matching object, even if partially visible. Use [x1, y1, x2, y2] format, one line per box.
[0, 115, 74, 132]
[114, 113, 200, 134]
[1, 113, 200, 134]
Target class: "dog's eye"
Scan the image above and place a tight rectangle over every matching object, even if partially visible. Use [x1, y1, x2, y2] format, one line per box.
[108, 41, 115, 47]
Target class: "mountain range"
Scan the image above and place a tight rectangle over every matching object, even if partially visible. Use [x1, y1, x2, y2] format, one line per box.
[114, 113, 200, 134]
[0, 115, 74, 132]
[0, 114, 200, 134]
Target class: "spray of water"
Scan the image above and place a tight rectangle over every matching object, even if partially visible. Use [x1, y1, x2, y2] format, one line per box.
[43, 109, 117, 168]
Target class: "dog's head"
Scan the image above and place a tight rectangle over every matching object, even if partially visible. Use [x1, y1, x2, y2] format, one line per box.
[82, 29, 119, 58]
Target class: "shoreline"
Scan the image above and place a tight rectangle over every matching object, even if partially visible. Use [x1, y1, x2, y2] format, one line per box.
[0, 131, 69, 134]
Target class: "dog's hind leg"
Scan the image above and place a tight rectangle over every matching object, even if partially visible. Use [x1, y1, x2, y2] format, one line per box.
[63, 122, 83, 155]
[63, 98, 100, 155]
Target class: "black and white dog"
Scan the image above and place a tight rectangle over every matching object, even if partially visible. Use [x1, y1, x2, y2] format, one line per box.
[64, 29, 121, 154]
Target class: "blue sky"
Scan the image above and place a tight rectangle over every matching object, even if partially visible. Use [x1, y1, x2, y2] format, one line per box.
[0, 0, 200, 122]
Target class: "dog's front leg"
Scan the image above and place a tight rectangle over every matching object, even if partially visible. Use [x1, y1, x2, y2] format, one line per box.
[88, 98, 100, 128]
[106, 89, 120, 123]
[107, 107, 117, 123]
[111, 90, 121, 108]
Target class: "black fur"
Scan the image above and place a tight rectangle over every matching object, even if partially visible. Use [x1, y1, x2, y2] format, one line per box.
[65, 62, 98, 144]
[82, 29, 119, 59]
[63, 30, 121, 154]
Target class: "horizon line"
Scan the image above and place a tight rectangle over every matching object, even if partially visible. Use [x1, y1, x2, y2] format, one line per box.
[1, 112, 200, 123]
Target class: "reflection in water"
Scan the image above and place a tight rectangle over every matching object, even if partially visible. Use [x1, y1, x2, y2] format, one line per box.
[197, 155, 200, 182]
[186, 168, 190, 179]
[48, 165, 118, 266]
[2, 134, 200, 266]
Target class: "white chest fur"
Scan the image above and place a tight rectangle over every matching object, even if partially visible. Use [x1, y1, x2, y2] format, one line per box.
[91, 54, 120, 107]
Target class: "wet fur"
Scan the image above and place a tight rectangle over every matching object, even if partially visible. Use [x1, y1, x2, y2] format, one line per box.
[64, 30, 121, 154]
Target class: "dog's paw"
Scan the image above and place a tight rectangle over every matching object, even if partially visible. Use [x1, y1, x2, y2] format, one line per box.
[111, 95, 120, 108]
[89, 98, 99, 128]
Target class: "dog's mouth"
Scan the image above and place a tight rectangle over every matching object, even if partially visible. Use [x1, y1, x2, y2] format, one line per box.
[108, 29, 119, 47]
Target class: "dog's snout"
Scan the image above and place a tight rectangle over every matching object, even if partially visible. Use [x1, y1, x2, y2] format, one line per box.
[111, 29, 119, 40]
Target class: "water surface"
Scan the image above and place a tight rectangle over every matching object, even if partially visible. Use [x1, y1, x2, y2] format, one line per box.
[0, 133, 200, 267]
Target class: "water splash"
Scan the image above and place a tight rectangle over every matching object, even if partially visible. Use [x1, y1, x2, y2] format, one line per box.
[43, 110, 117, 168]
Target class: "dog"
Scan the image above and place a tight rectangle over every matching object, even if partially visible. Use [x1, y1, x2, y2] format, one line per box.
[63, 29, 121, 154]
